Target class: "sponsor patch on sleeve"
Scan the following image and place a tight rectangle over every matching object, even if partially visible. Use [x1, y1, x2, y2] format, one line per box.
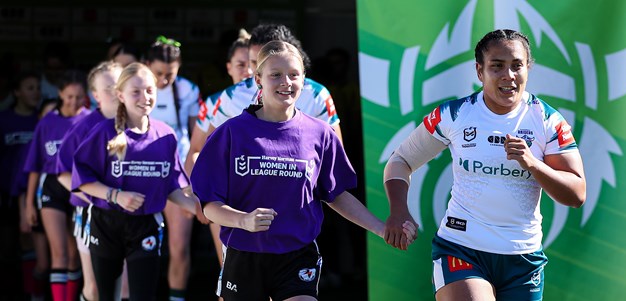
[325, 96, 336, 117]
[423, 106, 442, 134]
[198, 101, 208, 121]
[555, 120, 575, 148]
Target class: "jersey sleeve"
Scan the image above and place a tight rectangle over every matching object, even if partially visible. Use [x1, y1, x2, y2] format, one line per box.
[301, 79, 341, 126]
[544, 110, 578, 155]
[422, 104, 452, 146]
[190, 124, 231, 204]
[22, 120, 45, 173]
[316, 128, 356, 203]
[176, 77, 201, 118]
[56, 125, 81, 174]
[71, 125, 108, 192]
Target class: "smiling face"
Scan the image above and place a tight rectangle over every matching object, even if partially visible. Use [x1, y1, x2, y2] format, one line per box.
[227, 47, 252, 84]
[148, 60, 180, 89]
[92, 69, 122, 117]
[117, 70, 157, 121]
[476, 39, 529, 114]
[59, 83, 86, 116]
[255, 54, 304, 113]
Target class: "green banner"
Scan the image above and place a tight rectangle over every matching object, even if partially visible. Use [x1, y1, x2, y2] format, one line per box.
[357, 0, 626, 300]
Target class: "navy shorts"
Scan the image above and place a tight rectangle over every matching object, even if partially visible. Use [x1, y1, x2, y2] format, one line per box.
[88, 206, 164, 261]
[218, 241, 323, 301]
[40, 174, 72, 214]
[432, 235, 547, 301]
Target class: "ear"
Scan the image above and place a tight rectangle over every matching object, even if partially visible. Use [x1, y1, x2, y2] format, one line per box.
[116, 90, 124, 104]
[254, 74, 262, 87]
[475, 62, 484, 83]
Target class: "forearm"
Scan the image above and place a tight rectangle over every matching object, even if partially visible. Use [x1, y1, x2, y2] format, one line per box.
[327, 191, 384, 238]
[79, 181, 114, 200]
[527, 158, 586, 207]
[384, 179, 410, 215]
[25, 172, 39, 209]
[202, 201, 248, 229]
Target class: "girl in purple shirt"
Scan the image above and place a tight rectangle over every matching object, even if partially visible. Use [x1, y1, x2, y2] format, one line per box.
[55, 61, 123, 301]
[23, 70, 89, 301]
[0, 71, 40, 300]
[191, 41, 416, 301]
[71, 63, 208, 301]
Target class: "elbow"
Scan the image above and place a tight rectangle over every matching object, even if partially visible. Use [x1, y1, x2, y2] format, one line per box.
[572, 192, 586, 209]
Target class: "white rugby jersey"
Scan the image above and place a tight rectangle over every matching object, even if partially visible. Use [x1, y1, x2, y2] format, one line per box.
[423, 91, 577, 254]
[196, 77, 340, 132]
[151, 76, 200, 163]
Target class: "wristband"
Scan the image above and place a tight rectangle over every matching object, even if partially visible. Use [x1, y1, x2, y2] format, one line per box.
[113, 188, 121, 205]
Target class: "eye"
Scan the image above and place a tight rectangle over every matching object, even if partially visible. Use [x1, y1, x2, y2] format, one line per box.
[270, 72, 281, 78]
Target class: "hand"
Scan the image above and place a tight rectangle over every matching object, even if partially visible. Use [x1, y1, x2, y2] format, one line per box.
[25, 204, 38, 228]
[242, 208, 277, 232]
[402, 220, 418, 246]
[384, 212, 417, 250]
[195, 201, 211, 225]
[504, 134, 538, 170]
[115, 190, 145, 212]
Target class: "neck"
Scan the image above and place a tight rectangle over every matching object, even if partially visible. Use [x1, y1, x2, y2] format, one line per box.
[257, 105, 295, 122]
[100, 107, 118, 119]
[59, 105, 81, 117]
[126, 116, 150, 133]
[13, 102, 35, 116]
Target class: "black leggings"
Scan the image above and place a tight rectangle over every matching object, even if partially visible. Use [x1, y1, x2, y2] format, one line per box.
[91, 253, 160, 300]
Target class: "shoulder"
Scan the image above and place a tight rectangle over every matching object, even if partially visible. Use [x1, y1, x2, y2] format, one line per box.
[303, 77, 330, 97]
[526, 93, 561, 121]
[175, 76, 199, 95]
[150, 118, 176, 133]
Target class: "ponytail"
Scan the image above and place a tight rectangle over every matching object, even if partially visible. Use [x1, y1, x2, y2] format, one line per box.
[107, 103, 128, 160]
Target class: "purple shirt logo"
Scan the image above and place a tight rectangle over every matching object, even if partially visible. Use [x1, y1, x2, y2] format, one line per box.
[234, 155, 312, 180]
[45, 140, 62, 156]
[111, 160, 171, 178]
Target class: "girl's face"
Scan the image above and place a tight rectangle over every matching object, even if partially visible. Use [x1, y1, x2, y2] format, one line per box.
[14, 76, 40, 110]
[227, 47, 252, 84]
[255, 54, 304, 111]
[148, 60, 180, 89]
[117, 71, 157, 120]
[476, 39, 529, 114]
[92, 69, 122, 116]
[59, 83, 86, 114]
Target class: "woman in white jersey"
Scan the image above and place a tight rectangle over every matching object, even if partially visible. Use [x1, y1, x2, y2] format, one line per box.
[383, 29, 586, 301]
[145, 35, 201, 301]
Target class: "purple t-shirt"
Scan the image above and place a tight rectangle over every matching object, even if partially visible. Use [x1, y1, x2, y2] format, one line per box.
[56, 109, 106, 207]
[23, 109, 89, 175]
[190, 107, 356, 254]
[71, 118, 188, 215]
[0, 109, 38, 196]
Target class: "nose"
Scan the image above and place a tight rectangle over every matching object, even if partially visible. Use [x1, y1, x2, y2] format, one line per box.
[280, 75, 291, 86]
[504, 68, 515, 80]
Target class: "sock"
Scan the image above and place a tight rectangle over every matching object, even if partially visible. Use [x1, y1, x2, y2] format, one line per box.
[32, 268, 48, 298]
[169, 288, 185, 301]
[67, 269, 83, 301]
[80, 292, 89, 301]
[21, 252, 36, 294]
[50, 269, 68, 301]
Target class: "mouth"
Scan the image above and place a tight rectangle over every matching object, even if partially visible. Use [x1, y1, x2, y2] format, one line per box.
[276, 91, 294, 96]
[499, 86, 517, 94]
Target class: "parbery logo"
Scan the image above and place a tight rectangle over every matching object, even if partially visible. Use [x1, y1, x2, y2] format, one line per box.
[360, 0, 624, 247]
[458, 158, 533, 179]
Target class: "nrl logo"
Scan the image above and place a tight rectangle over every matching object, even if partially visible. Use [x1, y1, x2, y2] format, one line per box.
[361, 0, 624, 247]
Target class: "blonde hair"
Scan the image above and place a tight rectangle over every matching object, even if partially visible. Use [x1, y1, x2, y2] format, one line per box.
[87, 61, 123, 92]
[107, 62, 156, 160]
[255, 40, 304, 76]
